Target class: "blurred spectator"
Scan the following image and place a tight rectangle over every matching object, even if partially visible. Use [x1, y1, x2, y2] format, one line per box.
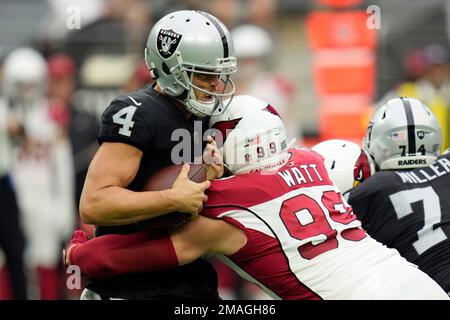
[231, 24, 298, 140]
[0, 55, 28, 300]
[42, 0, 105, 43]
[63, 0, 151, 80]
[204, 0, 277, 30]
[4, 47, 76, 300]
[206, 0, 241, 28]
[124, 0, 153, 54]
[403, 48, 431, 82]
[380, 44, 450, 150]
[247, 0, 277, 29]
[47, 53, 98, 298]
[62, 0, 151, 120]
[47, 54, 99, 222]
[32, 0, 104, 58]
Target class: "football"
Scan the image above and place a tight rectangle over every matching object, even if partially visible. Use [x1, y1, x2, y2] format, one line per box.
[136, 163, 207, 233]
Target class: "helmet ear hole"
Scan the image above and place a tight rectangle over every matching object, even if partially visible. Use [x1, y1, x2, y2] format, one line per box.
[162, 62, 171, 75]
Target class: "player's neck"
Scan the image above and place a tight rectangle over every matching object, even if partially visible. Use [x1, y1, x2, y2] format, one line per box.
[154, 84, 192, 119]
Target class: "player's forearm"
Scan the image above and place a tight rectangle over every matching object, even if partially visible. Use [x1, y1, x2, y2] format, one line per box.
[80, 186, 179, 226]
[69, 231, 179, 279]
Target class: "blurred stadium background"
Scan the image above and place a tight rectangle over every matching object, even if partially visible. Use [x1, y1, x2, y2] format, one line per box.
[0, 0, 449, 300]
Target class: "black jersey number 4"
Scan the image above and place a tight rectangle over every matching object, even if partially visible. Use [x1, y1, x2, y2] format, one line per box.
[112, 106, 138, 137]
[389, 186, 447, 255]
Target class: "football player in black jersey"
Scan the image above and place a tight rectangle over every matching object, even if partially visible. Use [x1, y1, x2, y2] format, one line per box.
[77, 10, 237, 300]
[316, 97, 450, 296]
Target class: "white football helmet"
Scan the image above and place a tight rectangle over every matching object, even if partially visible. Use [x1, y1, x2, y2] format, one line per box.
[145, 10, 237, 117]
[312, 139, 375, 194]
[363, 97, 442, 170]
[2, 47, 47, 104]
[231, 24, 273, 59]
[209, 95, 288, 174]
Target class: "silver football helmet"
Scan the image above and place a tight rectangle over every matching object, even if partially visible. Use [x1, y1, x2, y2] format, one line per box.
[145, 10, 237, 117]
[363, 97, 442, 170]
[312, 139, 375, 194]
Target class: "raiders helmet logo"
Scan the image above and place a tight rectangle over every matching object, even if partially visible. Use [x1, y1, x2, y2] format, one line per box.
[417, 130, 426, 140]
[157, 29, 182, 59]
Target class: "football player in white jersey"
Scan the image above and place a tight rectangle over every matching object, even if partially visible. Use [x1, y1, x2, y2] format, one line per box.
[4, 47, 76, 299]
[65, 96, 448, 300]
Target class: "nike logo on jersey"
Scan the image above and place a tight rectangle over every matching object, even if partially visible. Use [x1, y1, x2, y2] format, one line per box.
[128, 96, 142, 106]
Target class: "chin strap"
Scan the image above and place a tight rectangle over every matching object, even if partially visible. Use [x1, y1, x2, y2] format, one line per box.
[185, 96, 216, 117]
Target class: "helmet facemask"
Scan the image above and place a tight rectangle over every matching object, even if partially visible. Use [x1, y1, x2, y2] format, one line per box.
[171, 53, 237, 117]
[222, 126, 289, 174]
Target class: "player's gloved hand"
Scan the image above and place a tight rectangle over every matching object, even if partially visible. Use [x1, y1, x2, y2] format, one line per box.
[171, 164, 211, 218]
[63, 230, 90, 267]
[203, 135, 224, 180]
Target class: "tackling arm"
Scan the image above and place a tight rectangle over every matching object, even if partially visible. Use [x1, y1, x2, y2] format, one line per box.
[66, 216, 246, 279]
[171, 215, 247, 262]
[67, 230, 178, 279]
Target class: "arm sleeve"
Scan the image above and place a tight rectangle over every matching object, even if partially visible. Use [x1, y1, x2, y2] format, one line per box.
[70, 231, 178, 279]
